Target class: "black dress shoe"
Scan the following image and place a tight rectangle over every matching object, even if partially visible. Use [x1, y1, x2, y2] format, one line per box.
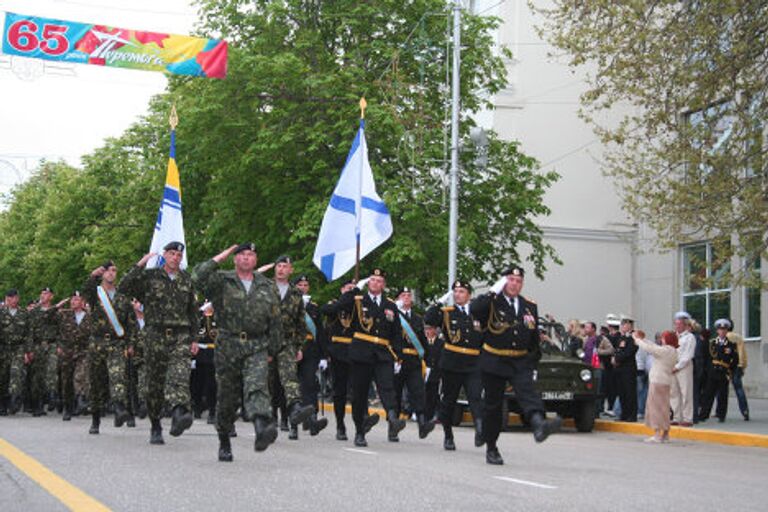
[486, 447, 504, 465]
[254, 416, 278, 452]
[531, 413, 561, 443]
[387, 410, 406, 442]
[336, 428, 348, 441]
[289, 403, 315, 427]
[474, 419, 485, 447]
[443, 437, 456, 451]
[354, 433, 367, 447]
[363, 414, 380, 433]
[417, 414, 435, 439]
[744, 412, 750, 421]
[310, 415, 328, 436]
[149, 419, 165, 445]
[169, 406, 194, 437]
[218, 432, 233, 462]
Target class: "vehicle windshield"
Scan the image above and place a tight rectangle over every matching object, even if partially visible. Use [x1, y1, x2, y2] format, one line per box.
[538, 318, 582, 358]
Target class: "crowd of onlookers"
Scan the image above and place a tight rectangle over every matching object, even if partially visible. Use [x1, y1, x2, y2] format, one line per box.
[554, 312, 750, 443]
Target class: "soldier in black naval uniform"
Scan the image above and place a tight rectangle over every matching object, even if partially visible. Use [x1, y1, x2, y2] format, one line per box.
[336, 268, 406, 447]
[424, 280, 484, 451]
[192, 302, 218, 424]
[613, 316, 638, 422]
[320, 280, 359, 440]
[393, 287, 435, 439]
[698, 318, 739, 423]
[470, 266, 561, 465]
[293, 275, 329, 438]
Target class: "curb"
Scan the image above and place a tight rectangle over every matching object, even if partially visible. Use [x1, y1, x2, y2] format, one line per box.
[320, 404, 768, 448]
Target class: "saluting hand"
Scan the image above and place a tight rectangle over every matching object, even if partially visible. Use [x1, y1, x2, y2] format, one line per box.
[213, 245, 239, 264]
[137, 252, 157, 268]
[54, 298, 70, 309]
[257, 263, 275, 274]
[190, 341, 200, 356]
[91, 266, 106, 278]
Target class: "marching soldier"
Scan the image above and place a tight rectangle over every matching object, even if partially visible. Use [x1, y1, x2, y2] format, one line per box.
[393, 287, 435, 439]
[1, 289, 29, 416]
[424, 280, 483, 451]
[84, 261, 136, 434]
[293, 275, 329, 436]
[56, 291, 91, 421]
[320, 280, 357, 440]
[471, 266, 561, 465]
[270, 256, 315, 441]
[129, 299, 148, 419]
[337, 268, 406, 447]
[698, 318, 739, 423]
[192, 302, 218, 425]
[422, 323, 444, 423]
[119, 242, 199, 445]
[192, 243, 283, 461]
[26, 288, 65, 416]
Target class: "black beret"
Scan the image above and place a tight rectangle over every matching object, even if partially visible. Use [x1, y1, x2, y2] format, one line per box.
[292, 275, 309, 285]
[5, 288, 18, 297]
[501, 265, 525, 277]
[452, 280, 472, 292]
[397, 286, 413, 296]
[275, 255, 292, 264]
[102, 260, 115, 269]
[163, 241, 185, 252]
[234, 242, 257, 255]
[341, 279, 355, 287]
[369, 267, 386, 278]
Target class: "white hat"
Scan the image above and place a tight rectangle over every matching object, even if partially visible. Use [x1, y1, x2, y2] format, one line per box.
[714, 318, 732, 330]
[199, 301, 213, 312]
[605, 314, 620, 327]
[674, 311, 691, 321]
[619, 313, 634, 323]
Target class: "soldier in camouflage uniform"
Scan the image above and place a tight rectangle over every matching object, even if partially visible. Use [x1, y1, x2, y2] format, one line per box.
[0, 289, 28, 415]
[56, 291, 91, 421]
[84, 262, 136, 434]
[193, 243, 284, 461]
[26, 288, 65, 416]
[129, 299, 148, 419]
[119, 242, 198, 445]
[270, 255, 315, 441]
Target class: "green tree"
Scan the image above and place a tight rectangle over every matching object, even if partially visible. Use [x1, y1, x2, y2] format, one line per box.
[538, 0, 767, 286]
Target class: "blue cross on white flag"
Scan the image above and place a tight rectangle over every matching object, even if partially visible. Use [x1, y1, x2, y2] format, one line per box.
[313, 118, 393, 281]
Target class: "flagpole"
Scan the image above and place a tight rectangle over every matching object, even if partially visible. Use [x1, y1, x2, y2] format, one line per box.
[354, 97, 367, 282]
[447, 0, 461, 293]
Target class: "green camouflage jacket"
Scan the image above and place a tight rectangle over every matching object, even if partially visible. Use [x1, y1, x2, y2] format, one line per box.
[278, 282, 307, 354]
[57, 309, 92, 353]
[27, 305, 59, 352]
[83, 275, 135, 343]
[0, 307, 28, 350]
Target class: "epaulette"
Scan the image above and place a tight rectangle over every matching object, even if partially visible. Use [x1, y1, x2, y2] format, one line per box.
[387, 297, 396, 303]
[441, 306, 455, 312]
[526, 298, 537, 304]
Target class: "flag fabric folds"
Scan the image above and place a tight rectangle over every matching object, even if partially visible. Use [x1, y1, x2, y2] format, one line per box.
[313, 120, 393, 281]
[147, 130, 188, 270]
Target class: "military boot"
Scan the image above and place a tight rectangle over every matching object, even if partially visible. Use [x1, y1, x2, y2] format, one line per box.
[288, 422, 299, 440]
[136, 401, 148, 419]
[8, 395, 21, 415]
[149, 418, 165, 445]
[46, 391, 57, 412]
[387, 410, 406, 442]
[0, 397, 8, 416]
[89, 411, 100, 434]
[363, 413, 380, 433]
[486, 446, 504, 465]
[417, 413, 435, 439]
[113, 401, 131, 428]
[218, 432, 233, 462]
[530, 412, 561, 443]
[473, 418, 485, 447]
[62, 401, 72, 421]
[443, 424, 456, 451]
[73, 394, 85, 416]
[288, 402, 314, 428]
[309, 413, 328, 436]
[126, 415, 136, 427]
[207, 406, 216, 425]
[278, 404, 289, 431]
[354, 431, 367, 447]
[253, 416, 278, 452]
[336, 421, 348, 441]
[169, 405, 194, 437]
[32, 398, 47, 417]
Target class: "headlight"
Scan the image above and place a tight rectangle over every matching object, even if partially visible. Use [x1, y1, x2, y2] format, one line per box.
[580, 369, 592, 382]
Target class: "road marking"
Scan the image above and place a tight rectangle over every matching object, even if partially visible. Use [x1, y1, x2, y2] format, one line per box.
[494, 476, 557, 489]
[343, 447, 378, 456]
[0, 438, 111, 511]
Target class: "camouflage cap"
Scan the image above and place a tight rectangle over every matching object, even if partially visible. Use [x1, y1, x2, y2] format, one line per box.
[292, 274, 309, 286]
[275, 255, 292, 264]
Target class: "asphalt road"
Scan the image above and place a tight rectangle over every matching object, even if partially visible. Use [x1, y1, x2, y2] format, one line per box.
[1, 414, 767, 512]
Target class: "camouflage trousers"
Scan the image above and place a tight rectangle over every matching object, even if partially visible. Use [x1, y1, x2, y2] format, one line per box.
[26, 345, 51, 403]
[8, 347, 26, 396]
[46, 348, 60, 396]
[60, 349, 88, 406]
[144, 331, 191, 420]
[88, 342, 127, 411]
[0, 347, 12, 399]
[215, 335, 270, 433]
[269, 344, 301, 406]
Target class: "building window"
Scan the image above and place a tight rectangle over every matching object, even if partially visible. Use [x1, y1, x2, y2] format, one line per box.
[682, 242, 731, 330]
[744, 258, 761, 340]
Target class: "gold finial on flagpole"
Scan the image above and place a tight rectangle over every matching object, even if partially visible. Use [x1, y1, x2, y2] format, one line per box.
[359, 97, 367, 119]
[169, 104, 179, 130]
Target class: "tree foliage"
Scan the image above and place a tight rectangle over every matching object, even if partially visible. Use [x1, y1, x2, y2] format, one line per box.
[0, 0, 559, 305]
[538, 0, 767, 286]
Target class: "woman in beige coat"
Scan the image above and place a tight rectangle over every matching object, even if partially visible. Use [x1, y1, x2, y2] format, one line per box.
[632, 330, 679, 443]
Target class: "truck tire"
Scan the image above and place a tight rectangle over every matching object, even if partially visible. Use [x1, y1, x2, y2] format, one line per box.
[574, 400, 596, 432]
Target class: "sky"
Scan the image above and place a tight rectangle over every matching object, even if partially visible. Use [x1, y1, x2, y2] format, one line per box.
[0, 0, 200, 195]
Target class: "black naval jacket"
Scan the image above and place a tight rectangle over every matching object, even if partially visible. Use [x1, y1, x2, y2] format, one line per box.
[424, 303, 482, 373]
[423, 330, 445, 376]
[320, 298, 354, 363]
[398, 309, 426, 367]
[302, 300, 328, 360]
[337, 289, 402, 364]
[613, 333, 638, 370]
[196, 315, 217, 365]
[470, 292, 541, 378]
[708, 337, 739, 376]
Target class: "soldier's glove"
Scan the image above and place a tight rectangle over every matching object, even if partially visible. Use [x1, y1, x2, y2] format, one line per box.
[437, 290, 453, 305]
[394, 362, 402, 375]
[318, 359, 328, 371]
[490, 275, 507, 295]
[356, 277, 370, 290]
[424, 367, 431, 382]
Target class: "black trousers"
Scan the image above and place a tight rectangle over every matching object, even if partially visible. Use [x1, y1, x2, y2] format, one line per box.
[394, 362, 426, 415]
[424, 370, 441, 421]
[693, 362, 705, 421]
[614, 366, 637, 422]
[191, 361, 217, 414]
[350, 360, 396, 433]
[331, 359, 351, 425]
[439, 369, 483, 427]
[482, 360, 544, 450]
[699, 371, 729, 421]
[298, 355, 320, 410]
[603, 365, 617, 410]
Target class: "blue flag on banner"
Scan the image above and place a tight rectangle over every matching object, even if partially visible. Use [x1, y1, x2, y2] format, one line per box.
[147, 129, 188, 269]
[313, 119, 393, 281]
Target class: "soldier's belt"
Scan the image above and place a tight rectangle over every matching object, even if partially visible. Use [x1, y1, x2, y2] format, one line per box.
[353, 333, 391, 347]
[197, 343, 215, 350]
[443, 343, 480, 356]
[482, 343, 527, 358]
[332, 336, 352, 344]
[402, 348, 419, 356]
